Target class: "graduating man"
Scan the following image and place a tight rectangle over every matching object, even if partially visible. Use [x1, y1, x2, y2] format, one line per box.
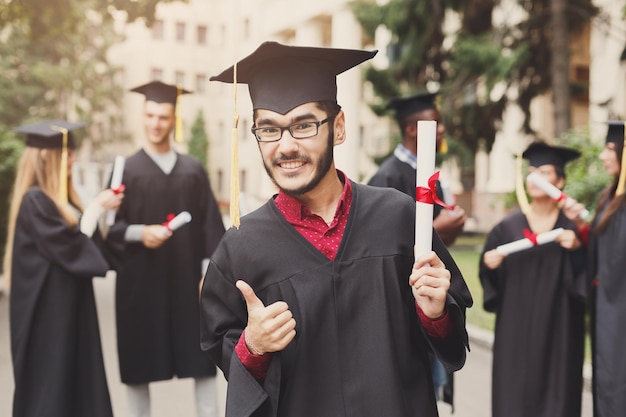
[200, 41, 472, 417]
[106, 81, 225, 417]
[480, 142, 587, 417]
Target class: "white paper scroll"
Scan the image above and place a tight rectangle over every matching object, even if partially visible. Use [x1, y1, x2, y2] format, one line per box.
[106, 155, 125, 226]
[496, 227, 564, 255]
[160, 211, 192, 237]
[415, 121, 437, 258]
[526, 172, 590, 219]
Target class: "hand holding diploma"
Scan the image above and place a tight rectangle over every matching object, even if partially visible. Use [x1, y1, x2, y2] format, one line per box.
[527, 172, 589, 220]
[409, 251, 451, 319]
[495, 227, 565, 255]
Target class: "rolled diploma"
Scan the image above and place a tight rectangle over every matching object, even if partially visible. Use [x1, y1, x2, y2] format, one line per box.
[496, 227, 564, 255]
[526, 172, 590, 219]
[106, 155, 125, 226]
[161, 211, 192, 236]
[415, 121, 437, 258]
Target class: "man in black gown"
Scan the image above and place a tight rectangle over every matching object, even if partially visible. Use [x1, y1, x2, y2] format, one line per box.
[106, 81, 225, 417]
[200, 41, 472, 417]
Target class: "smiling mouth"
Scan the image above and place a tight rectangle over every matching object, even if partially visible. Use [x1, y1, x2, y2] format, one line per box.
[279, 161, 305, 169]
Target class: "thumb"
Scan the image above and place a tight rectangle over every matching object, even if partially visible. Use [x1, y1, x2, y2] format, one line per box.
[236, 280, 265, 311]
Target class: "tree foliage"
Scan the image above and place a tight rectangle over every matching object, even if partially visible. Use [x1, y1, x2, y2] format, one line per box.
[352, 0, 599, 162]
[188, 110, 209, 168]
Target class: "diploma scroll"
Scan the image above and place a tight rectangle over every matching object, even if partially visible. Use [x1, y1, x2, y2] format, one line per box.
[415, 121, 437, 258]
[106, 156, 125, 226]
[161, 211, 192, 237]
[526, 172, 590, 219]
[496, 227, 564, 255]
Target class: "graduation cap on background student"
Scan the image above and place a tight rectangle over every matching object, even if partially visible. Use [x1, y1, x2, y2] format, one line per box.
[14, 120, 86, 203]
[130, 80, 191, 143]
[210, 41, 378, 227]
[521, 141, 581, 170]
[605, 120, 626, 195]
[385, 91, 448, 154]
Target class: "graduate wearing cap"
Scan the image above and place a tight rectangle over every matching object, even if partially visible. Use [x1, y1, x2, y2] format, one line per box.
[200, 41, 471, 417]
[368, 92, 466, 246]
[479, 141, 587, 417]
[5, 120, 124, 417]
[104, 81, 225, 417]
[588, 121, 626, 417]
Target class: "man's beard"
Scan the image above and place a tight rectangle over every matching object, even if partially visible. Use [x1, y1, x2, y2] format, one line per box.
[263, 126, 335, 196]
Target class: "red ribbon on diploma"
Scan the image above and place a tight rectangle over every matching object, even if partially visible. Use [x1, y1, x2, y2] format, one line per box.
[523, 228, 538, 246]
[415, 171, 456, 210]
[162, 213, 175, 231]
[111, 184, 126, 195]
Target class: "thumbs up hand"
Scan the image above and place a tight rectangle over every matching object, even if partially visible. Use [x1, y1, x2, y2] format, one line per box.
[236, 280, 297, 355]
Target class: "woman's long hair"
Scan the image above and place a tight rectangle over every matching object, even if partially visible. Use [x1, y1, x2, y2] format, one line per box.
[3, 147, 83, 288]
[594, 144, 626, 233]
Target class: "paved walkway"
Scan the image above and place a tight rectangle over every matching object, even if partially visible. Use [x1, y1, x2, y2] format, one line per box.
[0, 275, 594, 417]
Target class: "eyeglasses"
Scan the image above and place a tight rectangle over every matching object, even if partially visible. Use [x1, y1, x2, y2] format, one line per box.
[251, 118, 330, 142]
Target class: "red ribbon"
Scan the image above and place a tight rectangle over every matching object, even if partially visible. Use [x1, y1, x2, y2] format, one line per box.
[523, 228, 538, 246]
[554, 193, 566, 203]
[415, 171, 456, 210]
[162, 213, 175, 230]
[111, 184, 126, 195]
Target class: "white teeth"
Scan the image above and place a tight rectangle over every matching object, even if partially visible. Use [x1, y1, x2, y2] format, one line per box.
[281, 161, 304, 169]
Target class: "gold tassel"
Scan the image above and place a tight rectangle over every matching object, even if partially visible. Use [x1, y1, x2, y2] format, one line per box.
[230, 61, 241, 228]
[51, 125, 69, 204]
[175, 85, 183, 142]
[617, 133, 626, 196]
[515, 153, 530, 215]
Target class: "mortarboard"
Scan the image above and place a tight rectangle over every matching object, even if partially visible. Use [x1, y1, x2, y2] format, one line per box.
[386, 92, 438, 121]
[130, 80, 192, 142]
[14, 120, 86, 203]
[605, 121, 626, 195]
[13, 120, 85, 149]
[522, 141, 580, 170]
[210, 41, 377, 114]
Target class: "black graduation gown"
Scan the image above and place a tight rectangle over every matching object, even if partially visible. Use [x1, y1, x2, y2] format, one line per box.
[107, 150, 225, 384]
[10, 188, 113, 417]
[200, 183, 472, 417]
[479, 210, 586, 417]
[590, 201, 626, 417]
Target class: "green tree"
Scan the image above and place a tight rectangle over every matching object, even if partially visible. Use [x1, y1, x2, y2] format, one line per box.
[188, 110, 209, 167]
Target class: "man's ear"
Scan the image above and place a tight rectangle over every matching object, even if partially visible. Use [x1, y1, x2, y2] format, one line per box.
[333, 111, 346, 146]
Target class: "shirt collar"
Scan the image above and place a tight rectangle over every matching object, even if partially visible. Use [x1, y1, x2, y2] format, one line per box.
[274, 170, 352, 221]
[393, 143, 417, 170]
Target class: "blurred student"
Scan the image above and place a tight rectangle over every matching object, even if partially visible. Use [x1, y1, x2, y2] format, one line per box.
[480, 142, 586, 417]
[5, 120, 123, 417]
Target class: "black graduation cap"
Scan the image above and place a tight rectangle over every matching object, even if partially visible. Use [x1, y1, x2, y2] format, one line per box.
[13, 120, 85, 149]
[386, 91, 438, 120]
[130, 80, 191, 105]
[522, 141, 580, 170]
[605, 120, 625, 145]
[210, 41, 378, 114]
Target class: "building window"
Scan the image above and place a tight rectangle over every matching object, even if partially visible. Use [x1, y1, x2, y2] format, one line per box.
[196, 74, 207, 94]
[152, 20, 164, 40]
[240, 118, 248, 141]
[176, 22, 186, 42]
[175, 71, 185, 87]
[217, 169, 224, 194]
[197, 25, 207, 45]
[240, 169, 247, 193]
[151, 68, 163, 81]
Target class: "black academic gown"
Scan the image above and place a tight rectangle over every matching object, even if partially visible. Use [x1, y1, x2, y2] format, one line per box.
[10, 188, 113, 417]
[479, 210, 586, 417]
[590, 201, 626, 417]
[107, 150, 225, 384]
[200, 183, 472, 417]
